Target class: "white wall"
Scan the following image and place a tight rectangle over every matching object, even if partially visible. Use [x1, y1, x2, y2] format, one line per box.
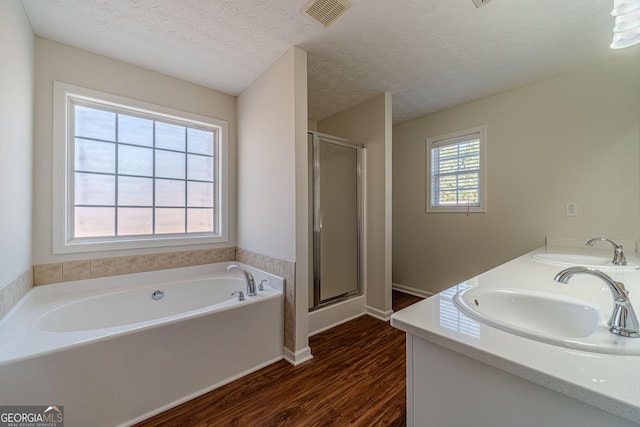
[33, 38, 237, 264]
[393, 52, 640, 295]
[318, 92, 394, 316]
[237, 46, 309, 352]
[0, 0, 34, 286]
[237, 48, 299, 261]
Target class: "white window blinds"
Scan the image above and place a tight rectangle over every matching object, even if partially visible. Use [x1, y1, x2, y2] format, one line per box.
[427, 126, 486, 213]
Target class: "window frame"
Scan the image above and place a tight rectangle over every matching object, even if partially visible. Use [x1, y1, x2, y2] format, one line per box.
[52, 81, 229, 254]
[426, 125, 487, 213]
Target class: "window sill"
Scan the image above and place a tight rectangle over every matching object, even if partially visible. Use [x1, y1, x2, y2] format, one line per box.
[53, 234, 228, 255]
[426, 206, 486, 214]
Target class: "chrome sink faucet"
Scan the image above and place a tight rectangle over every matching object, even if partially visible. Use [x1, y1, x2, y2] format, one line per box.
[555, 267, 640, 338]
[586, 237, 627, 266]
[226, 264, 257, 296]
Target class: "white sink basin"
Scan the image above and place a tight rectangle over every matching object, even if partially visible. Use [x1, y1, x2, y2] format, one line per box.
[531, 253, 639, 271]
[453, 287, 640, 355]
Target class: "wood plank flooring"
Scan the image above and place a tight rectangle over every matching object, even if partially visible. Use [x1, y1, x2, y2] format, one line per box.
[135, 290, 423, 427]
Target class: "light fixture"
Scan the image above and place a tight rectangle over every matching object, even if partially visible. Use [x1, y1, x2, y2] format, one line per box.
[610, 0, 640, 49]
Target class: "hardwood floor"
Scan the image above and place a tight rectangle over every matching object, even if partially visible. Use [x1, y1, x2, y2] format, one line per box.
[135, 290, 423, 427]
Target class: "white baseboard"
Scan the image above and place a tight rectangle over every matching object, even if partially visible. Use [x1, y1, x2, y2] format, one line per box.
[309, 312, 367, 337]
[392, 283, 434, 299]
[308, 295, 366, 336]
[366, 305, 394, 321]
[283, 346, 313, 366]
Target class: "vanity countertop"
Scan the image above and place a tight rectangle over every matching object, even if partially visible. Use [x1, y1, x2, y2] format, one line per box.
[391, 245, 640, 424]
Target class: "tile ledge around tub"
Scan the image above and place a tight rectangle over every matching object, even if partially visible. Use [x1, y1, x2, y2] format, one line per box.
[32, 247, 236, 286]
[0, 268, 33, 321]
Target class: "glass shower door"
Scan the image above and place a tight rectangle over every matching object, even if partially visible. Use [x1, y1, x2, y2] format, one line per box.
[310, 132, 362, 310]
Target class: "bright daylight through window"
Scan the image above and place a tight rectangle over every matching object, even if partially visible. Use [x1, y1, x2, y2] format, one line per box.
[426, 126, 486, 213]
[53, 82, 228, 253]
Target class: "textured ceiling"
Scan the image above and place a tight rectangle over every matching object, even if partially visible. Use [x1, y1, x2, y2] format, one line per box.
[21, 0, 619, 124]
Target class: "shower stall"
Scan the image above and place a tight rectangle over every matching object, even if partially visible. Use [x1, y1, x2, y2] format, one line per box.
[308, 131, 363, 311]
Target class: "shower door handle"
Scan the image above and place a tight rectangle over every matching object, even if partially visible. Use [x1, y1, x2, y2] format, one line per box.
[315, 212, 323, 232]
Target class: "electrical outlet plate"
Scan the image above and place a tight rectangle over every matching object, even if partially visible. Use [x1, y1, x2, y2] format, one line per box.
[472, 0, 493, 7]
[565, 202, 578, 217]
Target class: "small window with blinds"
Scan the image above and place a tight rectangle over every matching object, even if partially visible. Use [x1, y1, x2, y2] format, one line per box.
[426, 126, 486, 213]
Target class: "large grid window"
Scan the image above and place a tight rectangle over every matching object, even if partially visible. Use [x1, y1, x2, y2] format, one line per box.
[426, 126, 486, 213]
[53, 82, 228, 253]
[73, 102, 216, 238]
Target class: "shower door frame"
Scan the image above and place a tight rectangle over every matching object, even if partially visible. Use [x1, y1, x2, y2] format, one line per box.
[309, 131, 364, 311]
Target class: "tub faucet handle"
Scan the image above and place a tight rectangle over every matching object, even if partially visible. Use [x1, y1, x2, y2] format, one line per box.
[259, 279, 268, 291]
[231, 291, 245, 301]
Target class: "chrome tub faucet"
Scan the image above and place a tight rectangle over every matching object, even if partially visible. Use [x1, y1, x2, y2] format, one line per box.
[586, 237, 627, 266]
[555, 266, 639, 338]
[226, 264, 257, 296]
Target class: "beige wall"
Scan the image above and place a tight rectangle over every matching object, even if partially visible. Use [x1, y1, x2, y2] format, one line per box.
[0, 0, 34, 286]
[393, 52, 640, 295]
[237, 46, 309, 354]
[293, 48, 310, 353]
[318, 92, 394, 316]
[33, 38, 238, 264]
[237, 48, 299, 261]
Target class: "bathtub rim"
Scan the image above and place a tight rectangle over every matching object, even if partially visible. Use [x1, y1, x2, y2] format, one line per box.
[0, 262, 284, 366]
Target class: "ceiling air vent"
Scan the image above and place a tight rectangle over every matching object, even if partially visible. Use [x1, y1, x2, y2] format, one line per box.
[302, 0, 352, 28]
[472, 0, 494, 7]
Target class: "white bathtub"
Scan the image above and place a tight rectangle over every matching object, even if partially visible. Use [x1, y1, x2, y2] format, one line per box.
[0, 262, 284, 427]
